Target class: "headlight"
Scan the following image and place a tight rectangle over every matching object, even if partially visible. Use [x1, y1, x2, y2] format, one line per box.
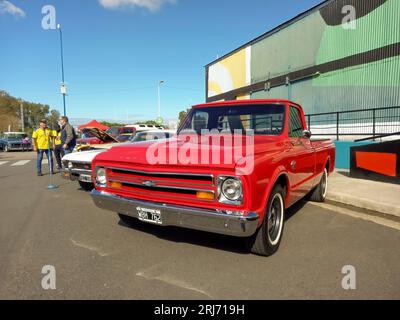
[95, 167, 107, 187]
[68, 162, 73, 169]
[218, 176, 243, 204]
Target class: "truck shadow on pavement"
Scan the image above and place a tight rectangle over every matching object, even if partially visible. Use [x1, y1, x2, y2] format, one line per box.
[117, 200, 308, 255]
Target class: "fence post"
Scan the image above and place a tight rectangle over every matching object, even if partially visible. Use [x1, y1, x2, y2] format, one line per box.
[372, 109, 376, 141]
[336, 112, 340, 141]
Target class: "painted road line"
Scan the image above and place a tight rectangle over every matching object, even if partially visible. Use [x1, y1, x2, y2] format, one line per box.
[11, 160, 31, 166]
[0, 161, 9, 166]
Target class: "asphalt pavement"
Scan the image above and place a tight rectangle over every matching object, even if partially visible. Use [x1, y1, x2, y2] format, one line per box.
[0, 151, 399, 299]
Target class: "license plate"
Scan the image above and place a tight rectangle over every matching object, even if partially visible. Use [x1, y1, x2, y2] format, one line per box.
[79, 174, 92, 183]
[136, 207, 163, 225]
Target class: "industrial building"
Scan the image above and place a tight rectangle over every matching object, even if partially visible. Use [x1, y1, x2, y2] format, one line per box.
[205, 0, 399, 114]
[205, 0, 400, 175]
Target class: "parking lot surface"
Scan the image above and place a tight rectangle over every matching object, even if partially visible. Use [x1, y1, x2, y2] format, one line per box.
[0, 152, 399, 299]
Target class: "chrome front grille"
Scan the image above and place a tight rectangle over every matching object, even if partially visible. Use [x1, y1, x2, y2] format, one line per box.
[73, 162, 92, 170]
[106, 167, 215, 202]
[109, 167, 214, 184]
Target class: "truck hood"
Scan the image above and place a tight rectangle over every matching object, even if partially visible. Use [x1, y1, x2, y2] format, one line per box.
[94, 135, 284, 171]
[62, 149, 106, 163]
[81, 128, 119, 144]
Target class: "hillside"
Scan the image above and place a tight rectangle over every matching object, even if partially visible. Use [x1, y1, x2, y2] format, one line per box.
[0, 90, 60, 134]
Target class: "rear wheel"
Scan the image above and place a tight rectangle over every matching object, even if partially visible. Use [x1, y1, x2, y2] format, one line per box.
[309, 168, 328, 202]
[78, 181, 94, 191]
[247, 184, 286, 257]
[118, 213, 139, 227]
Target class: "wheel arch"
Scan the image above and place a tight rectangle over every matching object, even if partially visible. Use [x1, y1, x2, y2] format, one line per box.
[325, 156, 332, 175]
[260, 168, 290, 219]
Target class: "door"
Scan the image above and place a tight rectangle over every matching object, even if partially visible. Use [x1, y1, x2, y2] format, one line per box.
[287, 106, 315, 203]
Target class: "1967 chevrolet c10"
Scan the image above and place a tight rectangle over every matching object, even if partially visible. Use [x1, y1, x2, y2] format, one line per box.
[91, 99, 335, 256]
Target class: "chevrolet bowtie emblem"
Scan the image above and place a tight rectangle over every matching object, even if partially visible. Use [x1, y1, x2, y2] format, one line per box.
[142, 180, 156, 187]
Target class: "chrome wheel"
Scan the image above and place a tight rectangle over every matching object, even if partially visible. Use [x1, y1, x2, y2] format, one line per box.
[267, 193, 284, 246]
[321, 169, 328, 199]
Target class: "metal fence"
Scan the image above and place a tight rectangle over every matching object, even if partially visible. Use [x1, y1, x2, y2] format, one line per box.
[305, 106, 400, 141]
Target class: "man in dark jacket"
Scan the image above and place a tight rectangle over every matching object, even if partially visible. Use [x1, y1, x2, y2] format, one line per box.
[59, 116, 77, 155]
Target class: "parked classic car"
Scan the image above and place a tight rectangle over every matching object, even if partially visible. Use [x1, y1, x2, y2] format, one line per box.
[63, 130, 175, 191]
[0, 132, 32, 152]
[90, 100, 335, 256]
[63, 128, 121, 189]
[76, 128, 119, 148]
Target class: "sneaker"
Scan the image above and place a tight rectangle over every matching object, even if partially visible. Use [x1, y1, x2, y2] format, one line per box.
[37, 172, 43, 176]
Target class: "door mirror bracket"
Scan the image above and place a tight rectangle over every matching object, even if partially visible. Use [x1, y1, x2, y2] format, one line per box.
[302, 130, 312, 139]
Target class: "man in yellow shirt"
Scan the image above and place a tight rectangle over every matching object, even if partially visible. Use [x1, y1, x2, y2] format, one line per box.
[32, 119, 55, 176]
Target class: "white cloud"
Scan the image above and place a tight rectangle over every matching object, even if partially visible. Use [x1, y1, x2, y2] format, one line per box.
[0, 0, 25, 17]
[99, 0, 175, 12]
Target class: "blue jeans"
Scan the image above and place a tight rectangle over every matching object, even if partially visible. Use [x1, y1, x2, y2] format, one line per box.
[63, 146, 74, 155]
[37, 149, 54, 174]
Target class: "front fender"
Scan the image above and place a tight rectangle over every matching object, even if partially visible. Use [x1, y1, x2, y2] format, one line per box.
[248, 164, 289, 224]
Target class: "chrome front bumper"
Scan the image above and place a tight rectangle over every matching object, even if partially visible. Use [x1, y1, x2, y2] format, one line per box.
[62, 168, 92, 181]
[91, 190, 259, 237]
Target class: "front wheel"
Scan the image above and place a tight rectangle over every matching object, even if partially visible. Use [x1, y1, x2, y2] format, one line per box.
[78, 181, 94, 191]
[247, 184, 286, 257]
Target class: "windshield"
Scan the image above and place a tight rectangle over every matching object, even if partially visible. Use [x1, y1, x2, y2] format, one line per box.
[179, 104, 285, 135]
[4, 134, 26, 140]
[116, 134, 133, 142]
[132, 132, 172, 142]
[119, 127, 135, 135]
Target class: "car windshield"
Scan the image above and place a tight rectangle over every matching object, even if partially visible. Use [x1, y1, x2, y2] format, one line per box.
[119, 128, 135, 134]
[116, 134, 132, 142]
[179, 104, 285, 135]
[132, 132, 171, 142]
[5, 134, 26, 140]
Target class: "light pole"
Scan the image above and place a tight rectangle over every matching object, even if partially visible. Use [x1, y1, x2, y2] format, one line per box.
[157, 80, 165, 119]
[57, 24, 67, 117]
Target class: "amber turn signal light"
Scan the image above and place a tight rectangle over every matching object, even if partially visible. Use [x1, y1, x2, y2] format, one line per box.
[196, 191, 214, 200]
[110, 181, 122, 189]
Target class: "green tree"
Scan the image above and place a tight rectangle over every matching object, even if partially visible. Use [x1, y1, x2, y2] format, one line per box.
[0, 90, 54, 133]
[100, 121, 126, 128]
[178, 110, 189, 128]
[47, 109, 61, 130]
[138, 120, 159, 126]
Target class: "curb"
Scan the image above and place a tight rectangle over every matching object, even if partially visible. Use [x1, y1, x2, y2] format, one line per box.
[326, 191, 400, 219]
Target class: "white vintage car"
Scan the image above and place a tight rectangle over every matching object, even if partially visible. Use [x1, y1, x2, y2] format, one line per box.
[62, 130, 175, 191]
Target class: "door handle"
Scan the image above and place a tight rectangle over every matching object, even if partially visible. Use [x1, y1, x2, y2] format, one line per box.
[291, 140, 302, 147]
[291, 160, 297, 170]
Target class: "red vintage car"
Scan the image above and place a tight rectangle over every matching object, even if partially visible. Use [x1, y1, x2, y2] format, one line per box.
[90, 100, 335, 256]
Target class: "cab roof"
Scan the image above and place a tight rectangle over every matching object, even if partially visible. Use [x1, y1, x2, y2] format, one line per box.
[192, 99, 300, 109]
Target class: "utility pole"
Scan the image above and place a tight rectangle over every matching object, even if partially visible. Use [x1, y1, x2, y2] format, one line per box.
[158, 80, 165, 119]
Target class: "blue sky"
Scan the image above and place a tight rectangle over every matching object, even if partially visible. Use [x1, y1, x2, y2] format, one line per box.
[0, 0, 322, 123]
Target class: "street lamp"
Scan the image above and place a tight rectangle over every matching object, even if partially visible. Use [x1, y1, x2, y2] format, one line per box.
[57, 24, 67, 117]
[158, 80, 165, 119]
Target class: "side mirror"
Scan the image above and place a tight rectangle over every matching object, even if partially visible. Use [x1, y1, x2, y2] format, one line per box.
[302, 130, 312, 139]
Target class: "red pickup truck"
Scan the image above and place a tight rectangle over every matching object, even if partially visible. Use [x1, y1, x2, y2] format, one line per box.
[91, 99, 335, 256]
